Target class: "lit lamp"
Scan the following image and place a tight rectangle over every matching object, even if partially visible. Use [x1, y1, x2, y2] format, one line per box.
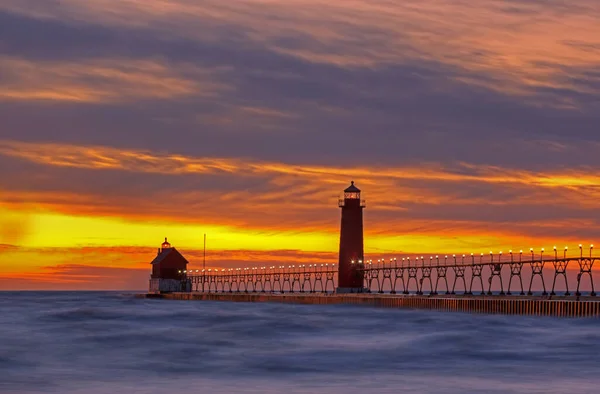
[541, 248, 545, 261]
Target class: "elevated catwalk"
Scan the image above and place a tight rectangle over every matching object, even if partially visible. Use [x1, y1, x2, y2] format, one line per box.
[145, 184, 600, 318]
[140, 293, 600, 318]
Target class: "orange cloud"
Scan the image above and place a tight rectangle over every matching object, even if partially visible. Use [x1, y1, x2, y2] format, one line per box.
[2, 139, 600, 240]
[4, 0, 597, 106]
[0, 57, 226, 103]
[4, 138, 600, 238]
[2, 139, 600, 190]
[1, 139, 598, 266]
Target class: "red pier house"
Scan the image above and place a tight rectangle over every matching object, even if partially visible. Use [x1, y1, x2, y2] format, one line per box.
[149, 238, 190, 293]
[337, 181, 367, 293]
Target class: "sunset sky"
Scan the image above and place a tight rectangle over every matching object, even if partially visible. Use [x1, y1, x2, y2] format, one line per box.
[1, 0, 600, 290]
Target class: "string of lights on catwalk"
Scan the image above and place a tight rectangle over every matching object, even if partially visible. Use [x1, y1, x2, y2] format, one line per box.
[178, 244, 596, 296]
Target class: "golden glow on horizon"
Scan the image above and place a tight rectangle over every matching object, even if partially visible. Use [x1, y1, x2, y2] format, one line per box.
[1, 206, 586, 262]
[0, 209, 336, 251]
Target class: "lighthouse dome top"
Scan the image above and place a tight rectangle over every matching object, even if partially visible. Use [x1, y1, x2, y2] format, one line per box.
[344, 181, 361, 193]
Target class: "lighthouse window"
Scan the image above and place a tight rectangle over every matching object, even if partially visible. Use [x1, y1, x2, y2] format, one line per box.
[345, 192, 360, 199]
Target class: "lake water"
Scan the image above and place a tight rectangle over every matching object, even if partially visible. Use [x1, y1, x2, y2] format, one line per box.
[1, 292, 599, 393]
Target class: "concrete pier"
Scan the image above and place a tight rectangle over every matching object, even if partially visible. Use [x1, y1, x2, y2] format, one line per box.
[140, 293, 600, 318]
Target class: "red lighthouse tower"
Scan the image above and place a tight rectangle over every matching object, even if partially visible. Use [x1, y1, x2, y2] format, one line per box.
[337, 181, 367, 293]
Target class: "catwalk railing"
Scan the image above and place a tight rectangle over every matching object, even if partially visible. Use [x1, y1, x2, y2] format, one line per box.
[173, 247, 598, 296]
[183, 264, 338, 294]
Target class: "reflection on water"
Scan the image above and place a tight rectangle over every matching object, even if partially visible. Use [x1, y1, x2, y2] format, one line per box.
[1, 292, 599, 394]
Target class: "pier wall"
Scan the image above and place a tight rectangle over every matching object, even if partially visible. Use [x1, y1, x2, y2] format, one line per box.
[141, 293, 600, 318]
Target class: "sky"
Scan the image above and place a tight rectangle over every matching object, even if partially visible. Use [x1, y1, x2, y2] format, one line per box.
[1, 0, 600, 290]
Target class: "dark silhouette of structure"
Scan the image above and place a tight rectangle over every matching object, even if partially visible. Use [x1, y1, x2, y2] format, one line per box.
[149, 238, 190, 292]
[144, 182, 600, 317]
[336, 181, 367, 293]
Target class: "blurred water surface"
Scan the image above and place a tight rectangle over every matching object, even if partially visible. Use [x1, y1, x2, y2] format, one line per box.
[1, 292, 599, 393]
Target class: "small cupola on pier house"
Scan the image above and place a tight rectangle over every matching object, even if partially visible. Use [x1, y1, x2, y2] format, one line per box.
[151, 237, 189, 280]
